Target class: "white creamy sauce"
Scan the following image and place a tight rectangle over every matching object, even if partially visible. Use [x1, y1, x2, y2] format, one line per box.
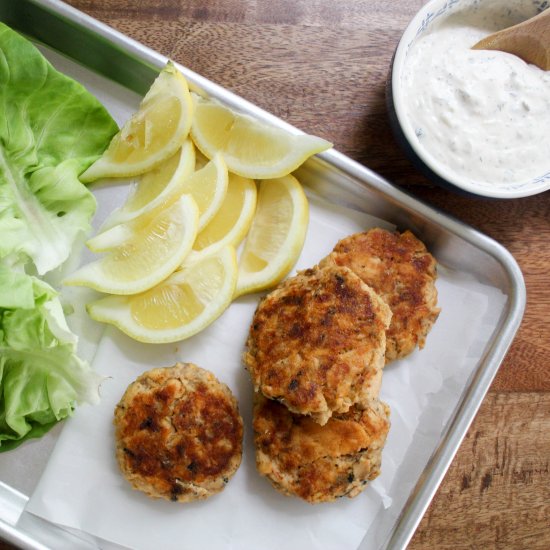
[402, 3, 550, 185]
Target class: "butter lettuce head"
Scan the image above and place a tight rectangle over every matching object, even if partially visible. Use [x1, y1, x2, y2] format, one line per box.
[0, 22, 118, 274]
[0, 24, 115, 450]
[0, 266, 102, 451]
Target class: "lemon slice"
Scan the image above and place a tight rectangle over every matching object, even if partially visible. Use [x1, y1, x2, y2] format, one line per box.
[234, 174, 308, 297]
[81, 62, 193, 182]
[64, 195, 199, 294]
[99, 139, 196, 230]
[190, 173, 257, 260]
[87, 246, 238, 343]
[190, 94, 332, 179]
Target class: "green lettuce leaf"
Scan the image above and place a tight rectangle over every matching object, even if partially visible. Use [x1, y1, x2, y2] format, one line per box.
[0, 22, 118, 274]
[0, 265, 102, 451]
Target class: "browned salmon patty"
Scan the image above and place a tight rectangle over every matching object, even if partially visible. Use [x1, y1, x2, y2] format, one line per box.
[321, 228, 440, 363]
[244, 265, 391, 425]
[253, 392, 390, 503]
[114, 363, 243, 502]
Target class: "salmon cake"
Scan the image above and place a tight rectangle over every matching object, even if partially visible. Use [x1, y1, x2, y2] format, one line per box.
[321, 228, 440, 363]
[253, 393, 390, 503]
[114, 363, 243, 502]
[244, 265, 392, 425]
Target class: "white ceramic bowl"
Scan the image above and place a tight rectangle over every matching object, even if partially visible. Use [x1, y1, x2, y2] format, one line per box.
[388, 0, 550, 198]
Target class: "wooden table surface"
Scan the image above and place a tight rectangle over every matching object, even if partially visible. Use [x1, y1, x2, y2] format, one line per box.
[3, 0, 549, 549]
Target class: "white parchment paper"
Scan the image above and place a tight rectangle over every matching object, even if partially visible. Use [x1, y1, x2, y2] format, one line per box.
[24, 47, 507, 550]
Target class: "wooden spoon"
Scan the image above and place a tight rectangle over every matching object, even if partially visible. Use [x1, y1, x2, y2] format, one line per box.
[472, 8, 550, 70]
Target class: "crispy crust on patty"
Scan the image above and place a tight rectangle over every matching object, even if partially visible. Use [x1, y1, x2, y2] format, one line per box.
[244, 265, 392, 425]
[321, 228, 440, 363]
[114, 363, 243, 502]
[253, 392, 390, 503]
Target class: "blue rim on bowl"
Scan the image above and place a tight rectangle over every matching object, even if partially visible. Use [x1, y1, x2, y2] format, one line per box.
[387, 0, 550, 199]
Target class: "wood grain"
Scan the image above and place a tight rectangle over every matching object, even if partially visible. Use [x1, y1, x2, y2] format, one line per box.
[412, 392, 550, 549]
[1, 1, 549, 548]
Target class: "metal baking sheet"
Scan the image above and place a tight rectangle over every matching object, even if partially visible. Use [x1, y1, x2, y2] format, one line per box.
[0, 0, 525, 549]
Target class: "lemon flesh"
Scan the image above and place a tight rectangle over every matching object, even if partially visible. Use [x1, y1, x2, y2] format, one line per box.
[81, 62, 193, 181]
[99, 139, 196, 230]
[190, 95, 332, 179]
[235, 174, 308, 297]
[191, 173, 257, 259]
[64, 195, 199, 294]
[87, 246, 238, 343]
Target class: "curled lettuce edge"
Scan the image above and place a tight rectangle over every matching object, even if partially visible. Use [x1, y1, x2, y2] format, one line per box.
[0, 270, 104, 452]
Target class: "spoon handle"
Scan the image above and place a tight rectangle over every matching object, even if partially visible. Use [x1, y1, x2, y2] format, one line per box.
[472, 8, 550, 70]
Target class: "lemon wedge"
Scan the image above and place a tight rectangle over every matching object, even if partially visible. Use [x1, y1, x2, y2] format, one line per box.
[99, 139, 196, 230]
[178, 153, 228, 231]
[234, 174, 308, 297]
[190, 94, 332, 179]
[191, 173, 257, 260]
[87, 246, 238, 343]
[81, 62, 193, 182]
[64, 195, 199, 294]
[92, 152, 227, 248]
